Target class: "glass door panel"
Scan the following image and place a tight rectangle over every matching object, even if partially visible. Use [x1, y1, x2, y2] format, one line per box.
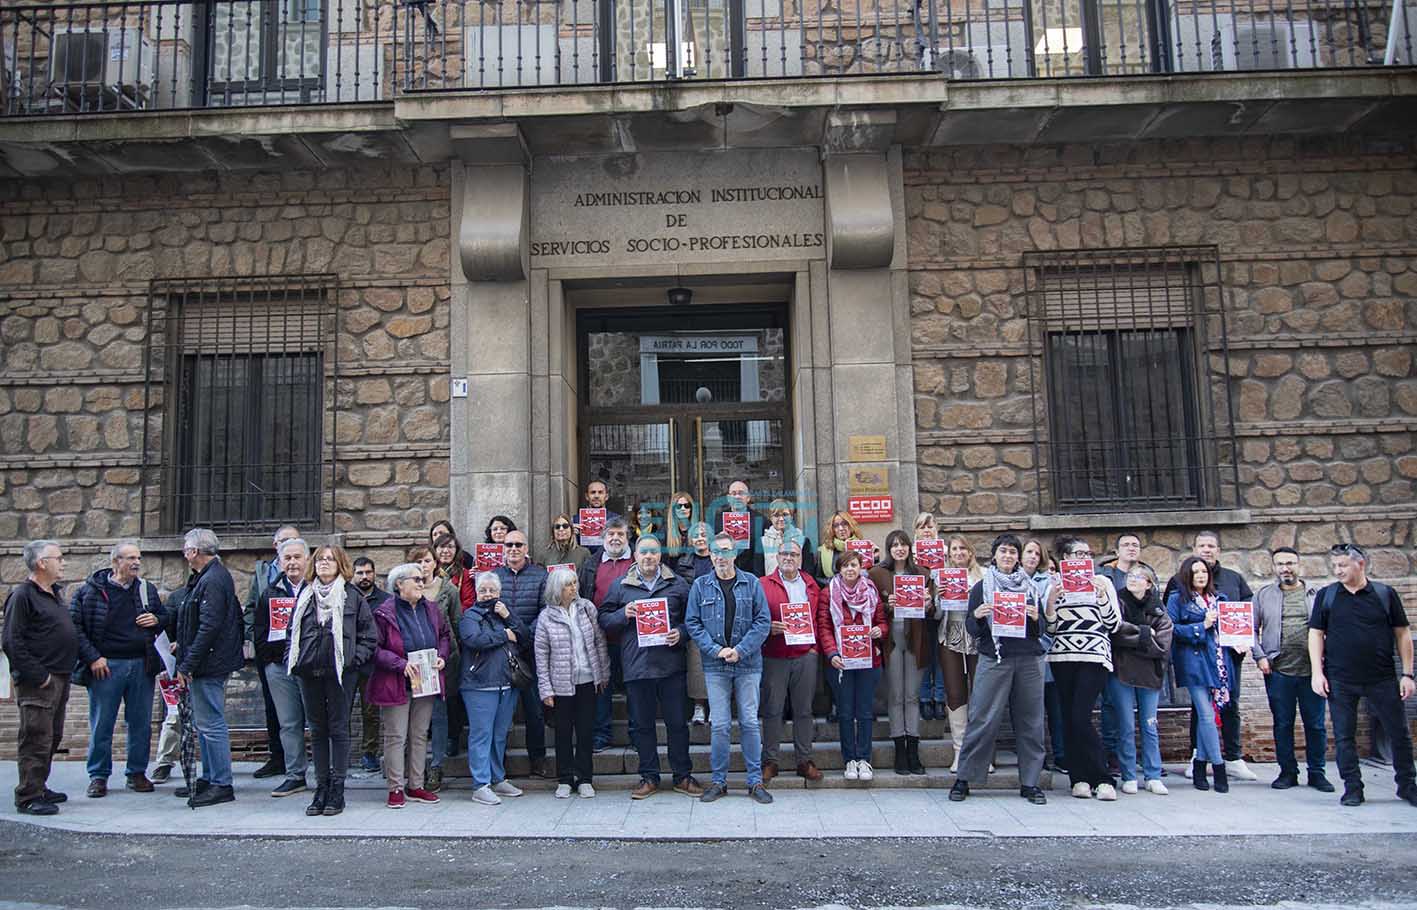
[688, 416, 787, 518]
[585, 420, 677, 519]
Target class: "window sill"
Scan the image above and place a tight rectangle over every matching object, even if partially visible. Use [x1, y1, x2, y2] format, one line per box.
[1028, 508, 1251, 532]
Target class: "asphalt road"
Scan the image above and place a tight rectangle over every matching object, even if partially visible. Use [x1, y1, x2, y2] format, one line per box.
[1, 821, 1415, 909]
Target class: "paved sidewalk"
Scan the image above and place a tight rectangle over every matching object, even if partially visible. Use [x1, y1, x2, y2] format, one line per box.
[4, 760, 1415, 839]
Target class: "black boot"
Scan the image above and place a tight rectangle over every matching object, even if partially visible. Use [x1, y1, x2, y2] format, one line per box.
[305, 782, 328, 817]
[893, 737, 909, 776]
[1211, 763, 1229, 794]
[323, 779, 346, 816]
[907, 736, 926, 775]
[1192, 760, 1210, 791]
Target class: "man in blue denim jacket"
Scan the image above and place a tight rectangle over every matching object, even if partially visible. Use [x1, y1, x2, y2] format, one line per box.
[686, 532, 773, 805]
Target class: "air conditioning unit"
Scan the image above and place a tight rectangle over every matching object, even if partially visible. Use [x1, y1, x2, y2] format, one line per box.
[49, 27, 154, 94]
[924, 45, 1029, 79]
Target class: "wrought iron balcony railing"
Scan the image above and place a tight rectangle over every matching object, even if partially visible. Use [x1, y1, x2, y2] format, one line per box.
[1, 0, 1410, 115]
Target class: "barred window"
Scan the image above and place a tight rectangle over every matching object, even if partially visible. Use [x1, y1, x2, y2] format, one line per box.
[141, 275, 338, 534]
[1024, 247, 1238, 514]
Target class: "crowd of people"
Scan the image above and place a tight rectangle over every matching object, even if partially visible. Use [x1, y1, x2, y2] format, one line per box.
[3, 478, 1415, 817]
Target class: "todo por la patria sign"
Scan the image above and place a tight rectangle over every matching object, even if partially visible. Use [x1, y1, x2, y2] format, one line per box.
[530, 149, 826, 267]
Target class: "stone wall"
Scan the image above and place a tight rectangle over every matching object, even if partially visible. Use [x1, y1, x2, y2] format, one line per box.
[904, 134, 1417, 761]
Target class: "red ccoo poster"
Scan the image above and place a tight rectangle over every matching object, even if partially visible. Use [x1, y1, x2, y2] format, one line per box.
[893, 574, 928, 620]
[474, 543, 506, 573]
[992, 591, 1028, 638]
[838, 624, 873, 669]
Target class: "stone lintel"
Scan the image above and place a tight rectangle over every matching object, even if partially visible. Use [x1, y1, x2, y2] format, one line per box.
[1027, 508, 1253, 531]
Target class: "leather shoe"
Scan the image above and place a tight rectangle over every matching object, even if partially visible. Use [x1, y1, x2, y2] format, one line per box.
[42, 789, 68, 804]
[673, 776, 706, 797]
[16, 799, 59, 816]
[631, 779, 658, 800]
[189, 784, 236, 808]
[175, 779, 210, 799]
[86, 779, 108, 798]
[252, 760, 283, 780]
[762, 762, 778, 783]
[1308, 773, 1335, 793]
[126, 774, 155, 793]
[796, 761, 823, 782]
[1271, 772, 1299, 790]
[1398, 787, 1417, 808]
[1340, 789, 1365, 807]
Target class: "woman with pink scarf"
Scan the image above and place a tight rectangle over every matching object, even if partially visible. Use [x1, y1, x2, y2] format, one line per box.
[815, 550, 891, 781]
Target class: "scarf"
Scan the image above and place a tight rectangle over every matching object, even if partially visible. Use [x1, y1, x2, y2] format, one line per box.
[980, 564, 1033, 650]
[828, 573, 879, 634]
[288, 576, 347, 685]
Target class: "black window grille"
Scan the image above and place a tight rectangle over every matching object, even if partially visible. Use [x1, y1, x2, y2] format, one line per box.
[141, 274, 339, 535]
[1024, 247, 1239, 514]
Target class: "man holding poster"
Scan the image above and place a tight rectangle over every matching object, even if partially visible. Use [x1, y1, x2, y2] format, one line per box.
[574, 480, 621, 554]
[251, 537, 311, 799]
[686, 532, 773, 804]
[948, 534, 1048, 806]
[759, 540, 823, 783]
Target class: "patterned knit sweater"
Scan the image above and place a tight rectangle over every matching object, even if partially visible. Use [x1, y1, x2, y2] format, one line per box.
[1045, 574, 1122, 671]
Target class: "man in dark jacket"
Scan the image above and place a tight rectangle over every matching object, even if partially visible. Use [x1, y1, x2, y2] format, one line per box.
[2, 540, 77, 816]
[350, 556, 387, 772]
[70, 541, 167, 798]
[251, 538, 311, 798]
[174, 528, 245, 808]
[242, 525, 300, 779]
[495, 529, 549, 777]
[582, 519, 634, 751]
[600, 536, 704, 800]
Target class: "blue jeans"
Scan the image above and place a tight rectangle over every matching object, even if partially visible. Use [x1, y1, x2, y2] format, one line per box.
[1106, 676, 1162, 782]
[462, 688, 517, 788]
[1264, 670, 1327, 777]
[1098, 685, 1120, 765]
[837, 666, 881, 763]
[1186, 685, 1223, 764]
[261, 662, 308, 781]
[705, 669, 763, 787]
[918, 618, 944, 702]
[188, 675, 233, 787]
[85, 657, 154, 780]
[430, 695, 448, 770]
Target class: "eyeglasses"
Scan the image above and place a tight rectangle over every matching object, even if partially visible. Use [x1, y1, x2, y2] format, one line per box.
[711, 547, 737, 558]
[552, 523, 571, 530]
[1330, 544, 1367, 560]
[505, 541, 527, 548]
[314, 555, 336, 563]
[675, 502, 692, 510]
[778, 550, 800, 559]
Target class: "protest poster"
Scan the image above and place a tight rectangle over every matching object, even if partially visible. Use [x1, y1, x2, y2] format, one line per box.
[838, 624, 873, 669]
[578, 508, 607, 547]
[893, 574, 928, 620]
[935, 567, 969, 612]
[634, 598, 672, 647]
[722, 511, 751, 549]
[474, 543, 506, 572]
[267, 597, 294, 642]
[846, 538, 875, 570]
[1218, 601, 1256, 649]
[1060, 558, 1097, 605]
[781, 601, 815, 646]
[914, 538, 946, 570]
[992, 591, 1028, 638]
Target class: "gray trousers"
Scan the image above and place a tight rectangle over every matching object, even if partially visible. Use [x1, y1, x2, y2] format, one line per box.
[957, 653, 1046, 788]
[760, 652, 817, 767]
[885, 621, 926, 738]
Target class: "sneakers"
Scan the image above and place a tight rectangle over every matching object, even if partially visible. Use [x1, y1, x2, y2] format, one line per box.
[406, 788, 440, 804]
[691, 704, 707, 726]
[86, 779, 108, 798]
[189, 784, 236, 808]
[1272, 772, 1300, 790]
[271, 778, 307, 798]
[491, 780, 523, 798]
[150, 765, 172, 784]
[555, 784, 573, 799]
[1120, 780, 1138, 795]
[749, 784, 773, 805]
[578, 783, 596, 799]
[1145, 779, 1170, 796]
[948, 780, 969, 802]
[125, 774, 154, 793]
[844, 760, 860, 781]
[858, 761, 875, 781]
[386, 789, 406, 809]
[592, 740, 610, 753]
[1094, 783, 1118, 801]
[1020, 786, 1047, 805]
[1182, 754, 1195, 779]
[360, 753, 381, 773]
[1340, 788, 1365, 807]
[471, 785, 502, 806]
[631, 779, 658, 800]
[1308, 773, 1335, 793]
[16, 799, 59, 816]
[700, 783, 728, 802]
[1226, 759, 1258, 781]
[1071, 782, 1092, 799]
[673, 776, 705, 797]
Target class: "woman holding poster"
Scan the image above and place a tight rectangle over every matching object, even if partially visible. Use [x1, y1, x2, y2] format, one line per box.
[534, 568, 610, 798]
[1023, 538, 1065, 773]
[1165, 556, 1233, 793]
[913, 513, 946, 721]
[367, 563, 450, 810]
[869, 530, 934, 776]
[938, 535, 984, 773]
[536, 514, 592, 572]
[815, 551, 890, 781]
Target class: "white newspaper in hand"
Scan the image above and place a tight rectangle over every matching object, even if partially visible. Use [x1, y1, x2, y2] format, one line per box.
[0, 652, 10, 700]
[153, 631, 177, 678]
[407, 648, 442, 698]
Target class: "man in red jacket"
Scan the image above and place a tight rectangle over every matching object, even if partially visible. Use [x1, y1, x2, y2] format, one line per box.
[759, 540, 823, 783]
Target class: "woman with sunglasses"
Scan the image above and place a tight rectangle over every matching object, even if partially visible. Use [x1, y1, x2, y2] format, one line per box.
[665, 492, 697, 558]
[536, 514, 592, 571]
[758, 499, 820, 580]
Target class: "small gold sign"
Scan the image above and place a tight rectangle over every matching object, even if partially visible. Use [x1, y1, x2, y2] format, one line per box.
[847, 465, 890, 494]
[848, 435, 887, 462]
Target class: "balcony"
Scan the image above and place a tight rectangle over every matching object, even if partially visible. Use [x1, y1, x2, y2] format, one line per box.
[1, 0, 1412, 117]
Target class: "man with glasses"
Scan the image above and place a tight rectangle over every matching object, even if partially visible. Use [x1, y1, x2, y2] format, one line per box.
[495, 530, 550, 777]
[70, 541, 167, 798]
[1310, 543, 1416, 807]
[599, 536, 703, 799]
[582, 518, 636, 752]
[3, 540, 77, 816]
[686, 532, 773, 804]
[759, 538, 823, 783]
[251, 538, 311, 799]
[243, 525, 300, 780]
[1253, 547, 1332, 792]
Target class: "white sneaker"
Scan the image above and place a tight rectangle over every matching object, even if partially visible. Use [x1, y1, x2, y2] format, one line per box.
[1145, 779, 1170, 795]
[1095, 783, 1118, 801]
[1227, 759, 1259, 781]
[471, 785, 502, 806]
[555, 783, 572, 799]
[491, 780, 524, 797]
[1121, 780, 1138, 795]
[1071, 782, 1092, 799]
[577, 783, 596, 799]
[844, 760, 860, 781]
[858, 762, 874, 781]
[691, 704, 707, 726]
[1183, 753, 1195, 778]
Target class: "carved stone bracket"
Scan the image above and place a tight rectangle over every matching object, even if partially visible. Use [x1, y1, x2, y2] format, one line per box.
[453, 124, 530, 283]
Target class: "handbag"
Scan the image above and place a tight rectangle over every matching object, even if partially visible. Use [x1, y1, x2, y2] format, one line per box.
[504, 642, 534, 690]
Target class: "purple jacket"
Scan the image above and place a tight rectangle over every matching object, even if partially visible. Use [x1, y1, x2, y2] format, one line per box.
[367, 594, 451, 707]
